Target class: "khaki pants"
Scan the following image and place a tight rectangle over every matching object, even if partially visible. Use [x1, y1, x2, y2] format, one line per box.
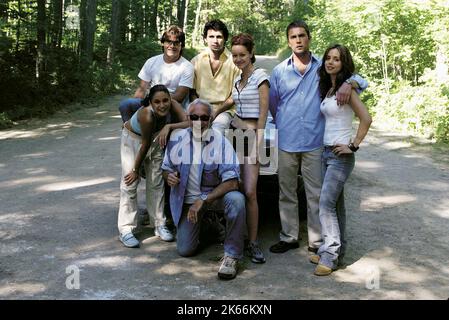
[278, 148, 323, 249]
[117, 127, 166, 235]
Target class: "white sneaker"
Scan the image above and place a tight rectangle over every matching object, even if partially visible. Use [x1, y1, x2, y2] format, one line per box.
[155, 225, 174, 242]
[218, 255, 238, 280]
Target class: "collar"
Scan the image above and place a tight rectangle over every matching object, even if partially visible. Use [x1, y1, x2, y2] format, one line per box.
[200, 47, 232, 62]
[287, 52, 319, 66]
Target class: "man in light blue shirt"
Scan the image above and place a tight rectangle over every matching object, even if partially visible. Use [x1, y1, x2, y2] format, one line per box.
[161, 98, 246, 280]
[269, 20, 367, 258]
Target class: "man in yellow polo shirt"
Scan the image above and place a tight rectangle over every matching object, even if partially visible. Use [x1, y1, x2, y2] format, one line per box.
[190, 19, 240, 134]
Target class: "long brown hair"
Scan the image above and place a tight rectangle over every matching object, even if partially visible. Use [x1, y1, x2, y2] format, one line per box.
[318, 44, 355, 100]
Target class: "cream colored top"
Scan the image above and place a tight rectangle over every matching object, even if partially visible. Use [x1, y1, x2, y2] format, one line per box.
[191, 48, 240, 111]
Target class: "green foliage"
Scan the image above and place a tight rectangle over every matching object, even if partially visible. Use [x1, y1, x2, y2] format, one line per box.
[207, 0, 291, 55]
[368, 72, 449, 143]
[0, 112, 13, 129]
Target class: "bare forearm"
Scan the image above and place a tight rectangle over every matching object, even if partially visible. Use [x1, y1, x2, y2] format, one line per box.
[353, 118, 372, 147]
[134, 80, 149, 99]
[171, 87, 189, 103]
[134, 142, 151, 171]
[215, 96, 234, 116]
[168, 121, 189, 131]
[204, 179, 239, 204]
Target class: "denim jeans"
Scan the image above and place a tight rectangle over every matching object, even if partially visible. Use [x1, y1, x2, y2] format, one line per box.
[317, 146, 355, 269]
[176, 191, 246, 259]
[119, 98, 141, 122]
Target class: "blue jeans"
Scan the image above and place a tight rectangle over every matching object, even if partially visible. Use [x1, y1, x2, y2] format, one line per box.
[119, 98, 142, 122]
[317, 146, 355, 269]
[176, 191, 246, 259]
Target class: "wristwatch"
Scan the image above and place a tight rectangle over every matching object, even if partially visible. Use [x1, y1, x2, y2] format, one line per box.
[200, 194, 208, 202]
[348, 143, 359, 152]
[345, 79, 359, 89]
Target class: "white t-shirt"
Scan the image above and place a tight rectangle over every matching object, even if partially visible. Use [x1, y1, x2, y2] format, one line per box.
[138, 54, 194, 94]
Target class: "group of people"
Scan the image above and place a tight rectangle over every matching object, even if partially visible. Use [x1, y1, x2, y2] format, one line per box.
[116, 19, 372, 280]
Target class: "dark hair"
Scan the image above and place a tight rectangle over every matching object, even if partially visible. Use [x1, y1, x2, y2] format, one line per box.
[318, 44, 355, 100]
[141, 84, 170, 107]
[203, 19, 229, 42]
[231, 33, 256, 63]
[286, 20, 311, 39]
[160, 25, 185, 55]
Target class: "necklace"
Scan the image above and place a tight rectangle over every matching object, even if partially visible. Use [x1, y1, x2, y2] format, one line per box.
[238, 67, 255, 91]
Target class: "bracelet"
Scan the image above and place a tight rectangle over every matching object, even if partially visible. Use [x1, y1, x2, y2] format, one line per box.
[348, 143, 359, 152]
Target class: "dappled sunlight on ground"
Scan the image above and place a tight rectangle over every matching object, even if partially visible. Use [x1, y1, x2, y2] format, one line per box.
[36, 177, 116, 192]
[154, 261, 214, 278]
[0, 175, 57, 189]
[72, 255, 134, 270]
[415, 181, 449, 191]
[356, 160, 382, 170]
[0, 282, 47, 298]
[15, 152, 53, 159]
[98, 136, 120, 141]
[360, 194, 416, 211]
[431, 200, 449, 218]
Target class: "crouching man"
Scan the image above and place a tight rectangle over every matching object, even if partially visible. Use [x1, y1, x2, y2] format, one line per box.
[162, 98, 246, 280]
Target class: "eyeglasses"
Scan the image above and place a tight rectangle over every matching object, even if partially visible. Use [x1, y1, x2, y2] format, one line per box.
[189, 114, 211, 121]
[165, 40, 181, 47]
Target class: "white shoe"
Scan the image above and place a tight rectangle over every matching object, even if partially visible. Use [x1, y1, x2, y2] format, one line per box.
[218, 255, 238, 280]
[155, 225, 174, 242]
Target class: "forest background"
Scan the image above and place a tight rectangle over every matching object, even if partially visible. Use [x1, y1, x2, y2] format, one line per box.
[0, 0, 448, 143]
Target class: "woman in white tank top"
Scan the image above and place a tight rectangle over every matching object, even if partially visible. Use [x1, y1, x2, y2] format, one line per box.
[312, 44, 372, 276]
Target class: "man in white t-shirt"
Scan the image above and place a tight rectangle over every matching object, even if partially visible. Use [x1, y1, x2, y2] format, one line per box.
[119, 25, 194, 122]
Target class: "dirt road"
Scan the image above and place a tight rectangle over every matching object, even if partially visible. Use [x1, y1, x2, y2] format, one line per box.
[1, 56, 448, 300]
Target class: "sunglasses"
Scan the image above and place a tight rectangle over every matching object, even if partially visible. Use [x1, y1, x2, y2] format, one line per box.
[165, 40, 181, 47]
[189, 114, 211, 121]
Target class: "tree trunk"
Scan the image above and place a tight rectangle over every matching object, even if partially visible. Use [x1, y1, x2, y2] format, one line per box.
[177, 0, 186, 29]
[36, 0, 46, 82]
[15, 0, 21, 52]
[79, 0, 98, 68]
[0, 0, 8, 23]
[130, 0, 143, 42]
[183, 0, 189, 33]
[192, 0, 202, 46]
[107, 0, 121, 65]
[167, 0, 173, 27]
[50, 0, 63, 49]
[149, 0, 159, 39]
[118, 0, 129, 43]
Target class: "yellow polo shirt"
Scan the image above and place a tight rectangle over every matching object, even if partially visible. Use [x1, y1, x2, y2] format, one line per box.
[191, 48, 241, 112]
